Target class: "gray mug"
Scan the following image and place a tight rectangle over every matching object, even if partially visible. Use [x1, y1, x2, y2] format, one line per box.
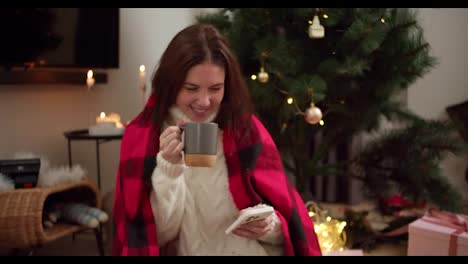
[181, 122, 218, 167]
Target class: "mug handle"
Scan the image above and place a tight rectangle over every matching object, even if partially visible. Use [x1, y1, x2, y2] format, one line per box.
[178, 124, 185, 150]
[178, 124, 185, 133]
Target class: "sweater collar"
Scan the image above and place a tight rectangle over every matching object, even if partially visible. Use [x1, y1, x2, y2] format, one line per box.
[166, 105, 218, 126]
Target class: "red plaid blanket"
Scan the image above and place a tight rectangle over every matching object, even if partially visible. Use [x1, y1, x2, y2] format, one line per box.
[112, 94, 322, 256]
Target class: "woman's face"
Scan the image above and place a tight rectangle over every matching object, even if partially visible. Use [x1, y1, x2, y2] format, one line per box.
[176, 63, 225, 122]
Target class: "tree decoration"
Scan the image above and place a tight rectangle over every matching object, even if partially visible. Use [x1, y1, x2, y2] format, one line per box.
[257, 51, 269, 83]
[309, 15, 325, 39]
[198, 8, 466, 213]
[258, 66, 269, 83]
[304, 103, 323, 125]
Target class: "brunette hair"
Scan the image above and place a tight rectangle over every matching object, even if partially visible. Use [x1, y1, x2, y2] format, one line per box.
[151, 23, 254, 133]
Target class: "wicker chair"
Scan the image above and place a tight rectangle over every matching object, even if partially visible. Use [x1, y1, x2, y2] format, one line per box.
[0, 179, 104, 255]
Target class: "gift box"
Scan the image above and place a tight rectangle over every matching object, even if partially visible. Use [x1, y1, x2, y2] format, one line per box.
[408, 210, 468, 256]
[324, 249, 364, 256]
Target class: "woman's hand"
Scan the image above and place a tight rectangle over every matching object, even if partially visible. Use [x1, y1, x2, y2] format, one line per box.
[232, 214, 276, 239]
[159, 124, 184, 164]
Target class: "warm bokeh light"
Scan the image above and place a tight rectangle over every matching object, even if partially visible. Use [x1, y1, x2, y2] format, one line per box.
[307, 201, 347, 253]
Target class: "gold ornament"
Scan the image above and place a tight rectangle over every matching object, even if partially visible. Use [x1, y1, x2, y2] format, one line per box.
[304, 103, 323, 124]
[258, 67, 269, 83]
[306, 201, 347, 254]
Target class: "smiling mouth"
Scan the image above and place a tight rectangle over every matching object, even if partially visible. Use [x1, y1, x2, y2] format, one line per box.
[191, 107, 208, 114]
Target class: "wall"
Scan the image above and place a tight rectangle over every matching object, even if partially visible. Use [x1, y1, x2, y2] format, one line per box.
[349, 9, 468, 204]
[408, 8, 468, 203]
[0, 8, 466, 204]
[0, 8, 196, 195]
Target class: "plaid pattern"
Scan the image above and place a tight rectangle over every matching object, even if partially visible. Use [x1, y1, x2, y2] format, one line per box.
[112, 94, 322, 256]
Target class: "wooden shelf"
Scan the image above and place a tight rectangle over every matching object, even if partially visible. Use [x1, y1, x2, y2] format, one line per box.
[0, 69, 107, 85]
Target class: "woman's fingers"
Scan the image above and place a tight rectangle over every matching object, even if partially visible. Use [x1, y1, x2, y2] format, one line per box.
[161, 132, 179, 148]
[232, 225, 272, 239]
[232, 214, 275, 239]
[160, 126, 183, 164]
[232, 227, 257, 238]
[173, 141, 184, 155]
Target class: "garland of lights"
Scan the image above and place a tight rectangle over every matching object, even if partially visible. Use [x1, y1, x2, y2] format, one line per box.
[306, 201, 348, 253]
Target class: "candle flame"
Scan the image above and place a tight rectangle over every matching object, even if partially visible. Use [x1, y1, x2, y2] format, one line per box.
[87, 70, 94, 79]
[100, 112, 106, 118]
[139, 65, 146, 73]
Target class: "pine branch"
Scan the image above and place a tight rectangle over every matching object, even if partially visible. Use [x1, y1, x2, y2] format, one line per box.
[196, 8, 464, 209]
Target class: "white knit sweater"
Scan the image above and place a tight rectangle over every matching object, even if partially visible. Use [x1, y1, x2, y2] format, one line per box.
[149, 106, 284, 256]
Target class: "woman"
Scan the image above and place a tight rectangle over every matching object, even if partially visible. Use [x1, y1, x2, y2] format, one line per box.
[112, 23, 322, 256]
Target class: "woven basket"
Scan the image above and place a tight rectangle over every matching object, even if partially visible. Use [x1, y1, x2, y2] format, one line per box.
[0, 179, 101, 249]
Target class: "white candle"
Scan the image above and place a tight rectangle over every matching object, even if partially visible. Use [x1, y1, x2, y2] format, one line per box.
[139, 64, 146, 94]
[89, 112, 125, 136]
[96, 112, 109, 124]
[96, 112, 113, 124]
[86, 70, 95, 90]
[96, 112, 122, 127]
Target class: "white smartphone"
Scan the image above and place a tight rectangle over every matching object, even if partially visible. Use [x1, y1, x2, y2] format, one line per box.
[225, 205, 274, 235]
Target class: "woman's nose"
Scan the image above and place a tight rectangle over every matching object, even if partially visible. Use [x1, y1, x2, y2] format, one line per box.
[196, 91, 211, 107]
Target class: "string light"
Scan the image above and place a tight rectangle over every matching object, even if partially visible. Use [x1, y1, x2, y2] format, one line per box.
[306, 201, 347, 253]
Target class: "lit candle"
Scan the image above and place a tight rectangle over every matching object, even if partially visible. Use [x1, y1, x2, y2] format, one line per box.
[86, 70, 95, 91]
[90, 112, 125, 136]
[96, 112, 123, 127]
[96, 112, 112, 124]
[139, 64, 146, 95]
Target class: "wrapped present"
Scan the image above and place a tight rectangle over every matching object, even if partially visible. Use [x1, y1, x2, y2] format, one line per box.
[324, 249, 364, 256]
[408, 208, 468, 256]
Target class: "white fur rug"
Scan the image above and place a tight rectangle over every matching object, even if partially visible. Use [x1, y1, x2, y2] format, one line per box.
[0, 152, 87, 191]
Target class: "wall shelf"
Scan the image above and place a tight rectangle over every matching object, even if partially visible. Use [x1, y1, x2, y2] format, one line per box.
[0, 69, 107, 85]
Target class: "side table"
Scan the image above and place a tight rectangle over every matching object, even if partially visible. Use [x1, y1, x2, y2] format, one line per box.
[63, 129, 123, 191]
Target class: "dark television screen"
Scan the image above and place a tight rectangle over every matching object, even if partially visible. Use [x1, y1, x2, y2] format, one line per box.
[0, 8, 119, 69]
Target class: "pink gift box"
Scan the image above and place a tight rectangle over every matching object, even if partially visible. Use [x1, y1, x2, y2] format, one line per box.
[324, 249, 364, 256]
[408, 216, 468, 256]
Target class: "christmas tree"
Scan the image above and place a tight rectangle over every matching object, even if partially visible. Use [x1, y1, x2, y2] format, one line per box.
[197, 8, 465, 213]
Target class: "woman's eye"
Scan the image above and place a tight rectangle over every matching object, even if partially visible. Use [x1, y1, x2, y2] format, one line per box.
[210, 86, 223, 91]
[184, 86, 198, 91]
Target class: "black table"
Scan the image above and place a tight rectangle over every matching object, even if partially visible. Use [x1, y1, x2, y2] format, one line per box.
[63, 129, 123, 190]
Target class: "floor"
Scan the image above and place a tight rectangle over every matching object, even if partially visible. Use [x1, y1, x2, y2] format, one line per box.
[0, 229, 112, 256]
[0, 232, 406, 256]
